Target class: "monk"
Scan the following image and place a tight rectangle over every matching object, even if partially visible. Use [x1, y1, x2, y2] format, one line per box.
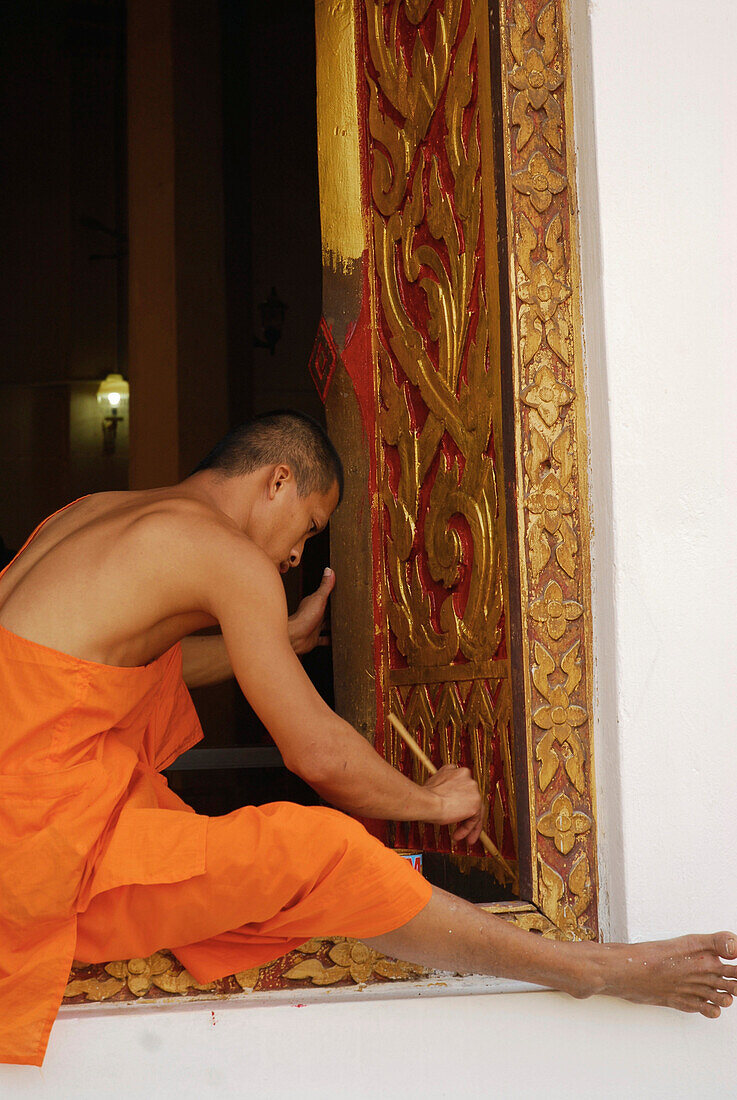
[0, 410, 734, 1067]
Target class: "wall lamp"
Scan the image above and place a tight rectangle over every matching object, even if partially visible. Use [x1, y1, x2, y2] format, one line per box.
[253, 286, 287, 356]
[97, 373, 129, 455]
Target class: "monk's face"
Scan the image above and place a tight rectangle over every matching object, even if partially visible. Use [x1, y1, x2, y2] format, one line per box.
[249, 471, 340, 573]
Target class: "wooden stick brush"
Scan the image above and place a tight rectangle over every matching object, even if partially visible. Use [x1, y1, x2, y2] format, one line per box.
[388, 712, 516, 883]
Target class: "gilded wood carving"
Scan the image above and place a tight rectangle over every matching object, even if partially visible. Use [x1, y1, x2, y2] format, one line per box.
[498, 0, 598, 938]
[365, 0, 518, 879]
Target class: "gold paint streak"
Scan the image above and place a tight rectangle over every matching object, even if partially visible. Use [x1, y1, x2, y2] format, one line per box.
[315, 0, 367, 271]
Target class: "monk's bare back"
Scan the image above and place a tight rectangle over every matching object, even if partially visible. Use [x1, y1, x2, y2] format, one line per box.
[0, 473, 735, 1020]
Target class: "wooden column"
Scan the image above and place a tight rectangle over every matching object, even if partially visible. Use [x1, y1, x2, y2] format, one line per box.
[127, 0, 179, 488]
[127, 0, 229, 488]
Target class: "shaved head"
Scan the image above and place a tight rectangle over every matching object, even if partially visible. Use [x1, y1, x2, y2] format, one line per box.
[193, 410, 343, 502]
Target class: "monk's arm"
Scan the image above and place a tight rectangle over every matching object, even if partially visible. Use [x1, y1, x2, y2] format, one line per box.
[180, 635, 233, 688]
[203, 543, 482, 833]
[181, 569, 336, 687]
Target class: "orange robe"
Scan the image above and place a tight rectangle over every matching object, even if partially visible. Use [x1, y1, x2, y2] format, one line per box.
[0, 506, 432, 1067]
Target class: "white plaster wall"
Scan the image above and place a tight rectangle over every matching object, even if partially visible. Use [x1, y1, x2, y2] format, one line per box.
[578, 0, 737, 946]
[2, 0, 736, 1095]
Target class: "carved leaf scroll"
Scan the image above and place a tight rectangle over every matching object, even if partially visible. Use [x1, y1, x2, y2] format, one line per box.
[366, 0, 516, 867]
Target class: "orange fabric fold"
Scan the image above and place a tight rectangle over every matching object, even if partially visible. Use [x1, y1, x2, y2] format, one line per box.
[0, 503, 431, 1067]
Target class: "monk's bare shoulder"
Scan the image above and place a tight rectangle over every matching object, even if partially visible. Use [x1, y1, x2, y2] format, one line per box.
[126, 495, 284, 616]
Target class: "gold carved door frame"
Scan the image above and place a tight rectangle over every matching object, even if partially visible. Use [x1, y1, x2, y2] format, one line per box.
[318, 0, 598, 942]
[63, 0, 597, 1011]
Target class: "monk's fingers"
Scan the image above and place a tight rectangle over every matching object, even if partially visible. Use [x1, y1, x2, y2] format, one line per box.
[453, 810, 485, 846]
[452, 816, 478, 843]
[315, 635, 330, 646]
[466, 810, 485, 846]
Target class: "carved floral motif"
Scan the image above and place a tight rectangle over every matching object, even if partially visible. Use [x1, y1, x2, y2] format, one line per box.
[537, 792, 590, 854]
[521, 359, 574, 426]
[512, 150, 566, 212]
[508, 0, 563, 152]
[529, 579, 582, 640]
[285, 937, 426, 986]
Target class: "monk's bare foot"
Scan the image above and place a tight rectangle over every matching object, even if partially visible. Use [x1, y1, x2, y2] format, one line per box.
[572, 932, 737, 1018]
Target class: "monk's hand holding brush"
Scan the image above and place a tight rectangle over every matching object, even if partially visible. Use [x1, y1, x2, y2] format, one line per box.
[422, 764, 485, 846]
[388, 713, 515, 881]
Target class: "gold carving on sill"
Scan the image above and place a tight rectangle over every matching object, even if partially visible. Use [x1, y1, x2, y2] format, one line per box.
[65, 952, 213, 1003]
[491, 906, 564, 939]
[285, 937, 426, 986]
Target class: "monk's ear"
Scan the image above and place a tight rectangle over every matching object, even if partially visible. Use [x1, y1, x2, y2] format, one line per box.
[268, 464, 292, 500]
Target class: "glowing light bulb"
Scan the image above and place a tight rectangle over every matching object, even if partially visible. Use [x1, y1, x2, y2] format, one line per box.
[108, 392, 121, 408]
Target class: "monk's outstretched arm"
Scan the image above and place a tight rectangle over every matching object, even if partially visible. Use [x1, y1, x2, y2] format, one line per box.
[201, 537, 483, 839]
[180, 635, 233, 688]
[181, 569, 337, 687]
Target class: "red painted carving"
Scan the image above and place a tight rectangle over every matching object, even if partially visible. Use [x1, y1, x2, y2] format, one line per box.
[308, 316, 339, 405]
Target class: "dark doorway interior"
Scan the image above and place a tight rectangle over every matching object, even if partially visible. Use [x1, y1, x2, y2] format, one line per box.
[0, 0, 334, 814]
[170, 0, 332, 815]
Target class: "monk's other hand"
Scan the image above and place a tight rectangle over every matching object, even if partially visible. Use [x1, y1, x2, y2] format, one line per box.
[287, 567, 336, 655]
[423, 765, 484, 844]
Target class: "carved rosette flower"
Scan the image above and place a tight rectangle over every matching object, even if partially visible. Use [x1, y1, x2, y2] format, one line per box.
[284, 938, 425, 986]
[537, 793, 591, 855]
[521, 362, 574, 427]
[509, 46, 562, 110]
[328, 940, 378, 983]
[529, 580, 582, 640]
[512, 151, 566, 213]
[533, 682, 587, 745]
[518, 261, 570, 324]
[104, 952, 211, 997]
[526, 471, 573, 534]
[105, 953, 172, 997]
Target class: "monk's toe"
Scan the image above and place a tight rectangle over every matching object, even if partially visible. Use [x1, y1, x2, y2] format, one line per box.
[714, 933, 737, 959]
